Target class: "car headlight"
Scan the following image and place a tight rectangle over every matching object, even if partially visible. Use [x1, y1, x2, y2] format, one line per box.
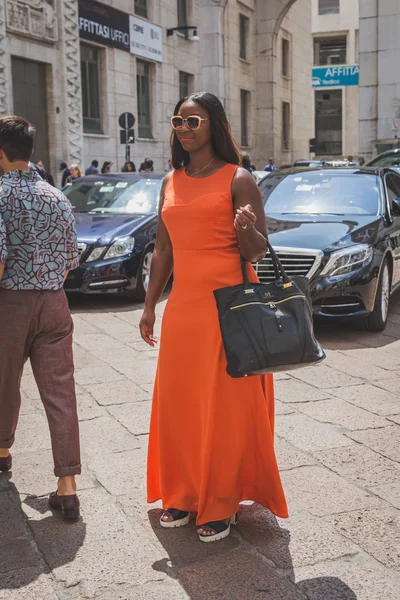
[86, 246, 107, 262]
[321, 244, 374, 277]
[104, 236, 135, 260]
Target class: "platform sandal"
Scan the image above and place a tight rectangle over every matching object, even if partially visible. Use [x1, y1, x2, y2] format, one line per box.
[198, 512, 238, 543]
[160, 508, 190, 528]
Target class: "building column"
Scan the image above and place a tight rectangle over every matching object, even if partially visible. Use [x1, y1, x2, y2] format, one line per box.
[358, 0, 378, 158]
[60, 0, 83, 164]
[0, 0, 9, 115]
[199, 0, 227, 103]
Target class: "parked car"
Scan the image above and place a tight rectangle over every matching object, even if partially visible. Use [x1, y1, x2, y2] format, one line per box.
[62, 172, 164, 301]
[293, 159, 325, 168]
[366, 148, 400, 168]
[256, 167, 400, 331]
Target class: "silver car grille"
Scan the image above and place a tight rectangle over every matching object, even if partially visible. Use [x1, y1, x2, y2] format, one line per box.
[253, 247, 323, 282]
[77, 242, 87, 262]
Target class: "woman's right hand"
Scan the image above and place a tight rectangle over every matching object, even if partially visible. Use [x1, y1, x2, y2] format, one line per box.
[139, 308, 157, 347]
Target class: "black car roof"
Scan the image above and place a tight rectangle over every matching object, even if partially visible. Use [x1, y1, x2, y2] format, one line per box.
[77, 172, 165, 182]
[270, 166, 390, 176]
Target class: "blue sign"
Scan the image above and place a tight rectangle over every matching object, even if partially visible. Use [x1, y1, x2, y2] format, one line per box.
[312, 65, 359, 88]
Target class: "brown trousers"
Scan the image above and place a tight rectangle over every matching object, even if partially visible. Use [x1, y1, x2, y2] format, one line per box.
[0, 288, 81, 477]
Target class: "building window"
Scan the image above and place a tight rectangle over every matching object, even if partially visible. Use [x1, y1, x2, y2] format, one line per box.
[240, 89, 250, 146]
[81, 44, 102, 134]
[282, 101, 290, 151]
[282, 38, 290, 77]
[239, 14, 249, 60]
[137, 60, 152, 138]
[314, 36, 346, 65]
[134, 0, 147, 19]
[177, 0, 187, 26]
[318, 0, 339, 15]
[315, 89, 342, 155]
[179, 71, 193, 100]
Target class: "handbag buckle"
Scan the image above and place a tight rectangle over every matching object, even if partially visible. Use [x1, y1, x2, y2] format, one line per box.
[244, 289, 255, 294]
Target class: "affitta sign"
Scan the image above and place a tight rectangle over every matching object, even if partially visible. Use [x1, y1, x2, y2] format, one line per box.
[79, 0, 130, 52]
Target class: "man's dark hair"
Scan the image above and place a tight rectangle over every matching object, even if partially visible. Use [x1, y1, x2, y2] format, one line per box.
[92, 160, 99, 167]
[0, 115, 35, 162]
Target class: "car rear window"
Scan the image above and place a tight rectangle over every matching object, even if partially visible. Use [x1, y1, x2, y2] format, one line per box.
[63, 178, 161, 214]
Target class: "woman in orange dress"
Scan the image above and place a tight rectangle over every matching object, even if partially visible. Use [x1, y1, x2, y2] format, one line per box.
[139, 92, 288, 542]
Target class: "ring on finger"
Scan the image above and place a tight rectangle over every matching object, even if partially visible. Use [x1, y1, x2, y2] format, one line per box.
[241, 224, 248, 230]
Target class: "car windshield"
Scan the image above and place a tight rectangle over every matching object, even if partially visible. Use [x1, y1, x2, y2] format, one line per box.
[369, 154, 400, 167]
[63, 178, 161, 214]
[259, 172, 380, 216]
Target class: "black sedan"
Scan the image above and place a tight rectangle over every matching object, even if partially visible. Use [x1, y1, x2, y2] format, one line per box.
[256, 167, 400, 331]
[63, 172, 164, 301]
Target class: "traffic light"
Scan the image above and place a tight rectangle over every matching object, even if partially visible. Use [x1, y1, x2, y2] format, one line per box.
[309, 138, 317, 153]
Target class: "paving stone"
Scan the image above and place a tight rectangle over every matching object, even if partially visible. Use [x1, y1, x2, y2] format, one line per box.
[72, 314, 101, 334]
[20, 372, 41, 399]
[81, 314, 138, 337]
[0, 569, 57, 600]
[83, 379, 149, 405]
[368, 482, 400, 509]
[177, 548, 305, 600]
[292, 555, 400, 600]
[237, 504, 358, 569]
[274, 378, 332, 403]
[281, 466, 382, 517]
[275, 400, 297, 415]
[340, 330, 398, 348]
[326, 351, 393, 380]
[114, 357, 158, 384]
[74, 364, 126, 385]
[77, 393, 106, 421]
[293, 398, 389, 431]
[0, 538, 40, 573]
[10, 449, 96, 497]
[94, 580, 190, 600]
[107, 402, 151, 436]
[275, 435, 317, 471]
[291, 365, 363, 389]
[87, 447, 147, 496]
[138, 383, 154, 395]
[80, 416, 140, 457]
[348, 426, 400, 462]
[317, 445, 400, 487]
[0, 489, 27, 539]
[25, 488, 167, 599]
[327, 384, 400, 416]
[127, 341, 159, 353]
[73, 333, 126, 352]
[19, 390, 41, 416]
[328, 508, 400, 570]
[12, 413, 52, 454]
[388, 414, 400, 424]
[374, 377, 400, 396]
[96, 345, 143, 367]
[340, 347, 400, 371]
[275, 413, 353, 452]
[72, 343, 105, 367]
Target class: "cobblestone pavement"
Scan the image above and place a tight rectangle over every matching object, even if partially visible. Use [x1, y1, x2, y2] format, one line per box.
[1, 290, 400, 600]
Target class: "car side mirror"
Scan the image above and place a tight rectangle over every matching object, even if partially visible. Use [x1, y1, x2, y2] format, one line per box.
[392, 198, 400, 214]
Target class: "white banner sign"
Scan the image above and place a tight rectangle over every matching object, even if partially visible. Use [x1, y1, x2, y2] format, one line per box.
[129, 15, 163, 62]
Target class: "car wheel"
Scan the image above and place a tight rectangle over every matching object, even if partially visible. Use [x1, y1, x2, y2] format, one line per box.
[132, 246, 153, 302]
[362, 258, 390, 332]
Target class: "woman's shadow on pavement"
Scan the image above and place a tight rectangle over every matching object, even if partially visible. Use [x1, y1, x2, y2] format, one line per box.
[149, 502, 358, 600]
[0, 471, 86, 592]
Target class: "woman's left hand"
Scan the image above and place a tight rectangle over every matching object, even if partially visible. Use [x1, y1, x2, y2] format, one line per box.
[234, 204, 257, 232]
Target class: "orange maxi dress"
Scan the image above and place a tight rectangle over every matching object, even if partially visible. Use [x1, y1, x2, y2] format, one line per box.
[147, 164, 288, 525]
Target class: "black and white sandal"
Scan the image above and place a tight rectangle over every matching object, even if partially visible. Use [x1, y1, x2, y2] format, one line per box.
[160, 508, 190, 528]
[198, 512, 238, 543]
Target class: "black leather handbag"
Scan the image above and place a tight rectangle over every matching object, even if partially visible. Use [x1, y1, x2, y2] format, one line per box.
[213, 241, 325, 378]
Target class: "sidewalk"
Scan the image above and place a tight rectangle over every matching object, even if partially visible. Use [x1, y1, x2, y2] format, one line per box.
[1, 293, 400, 600]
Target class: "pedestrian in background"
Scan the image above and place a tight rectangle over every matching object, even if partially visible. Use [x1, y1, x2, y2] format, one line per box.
[241, 153, 254, 174]
[101, 161, 112, 174]
[122, 160, 136, 172]
[140, 92, 287, 543]
[85, 159, 99, 175]
[60, 161, 70, 188]
[66, 163, 82, 183]
[0, 115, 81, 519]
[358, 156, 365, 167]
[143, 159, 154, 172]
[264, 157, 277, 172]
[36, 160, 55, 187]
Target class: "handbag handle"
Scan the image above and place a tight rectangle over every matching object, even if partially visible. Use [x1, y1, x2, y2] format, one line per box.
[241, 238, 291, 285]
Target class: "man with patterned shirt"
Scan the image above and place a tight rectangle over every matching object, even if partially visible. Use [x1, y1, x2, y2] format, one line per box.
[0, 116, 81, 520]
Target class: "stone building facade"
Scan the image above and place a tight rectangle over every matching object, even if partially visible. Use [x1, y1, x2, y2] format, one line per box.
[311, 0, 359, 158]
[0, 0, 312, 180]
[359, 0, 400, 159]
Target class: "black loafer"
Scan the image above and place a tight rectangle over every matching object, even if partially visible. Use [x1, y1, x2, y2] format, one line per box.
[0, 454, 12, 472]
[49, 491, 80, 520]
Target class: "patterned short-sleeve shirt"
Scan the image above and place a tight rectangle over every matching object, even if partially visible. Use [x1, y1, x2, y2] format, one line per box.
[0, 169, 79, 290]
